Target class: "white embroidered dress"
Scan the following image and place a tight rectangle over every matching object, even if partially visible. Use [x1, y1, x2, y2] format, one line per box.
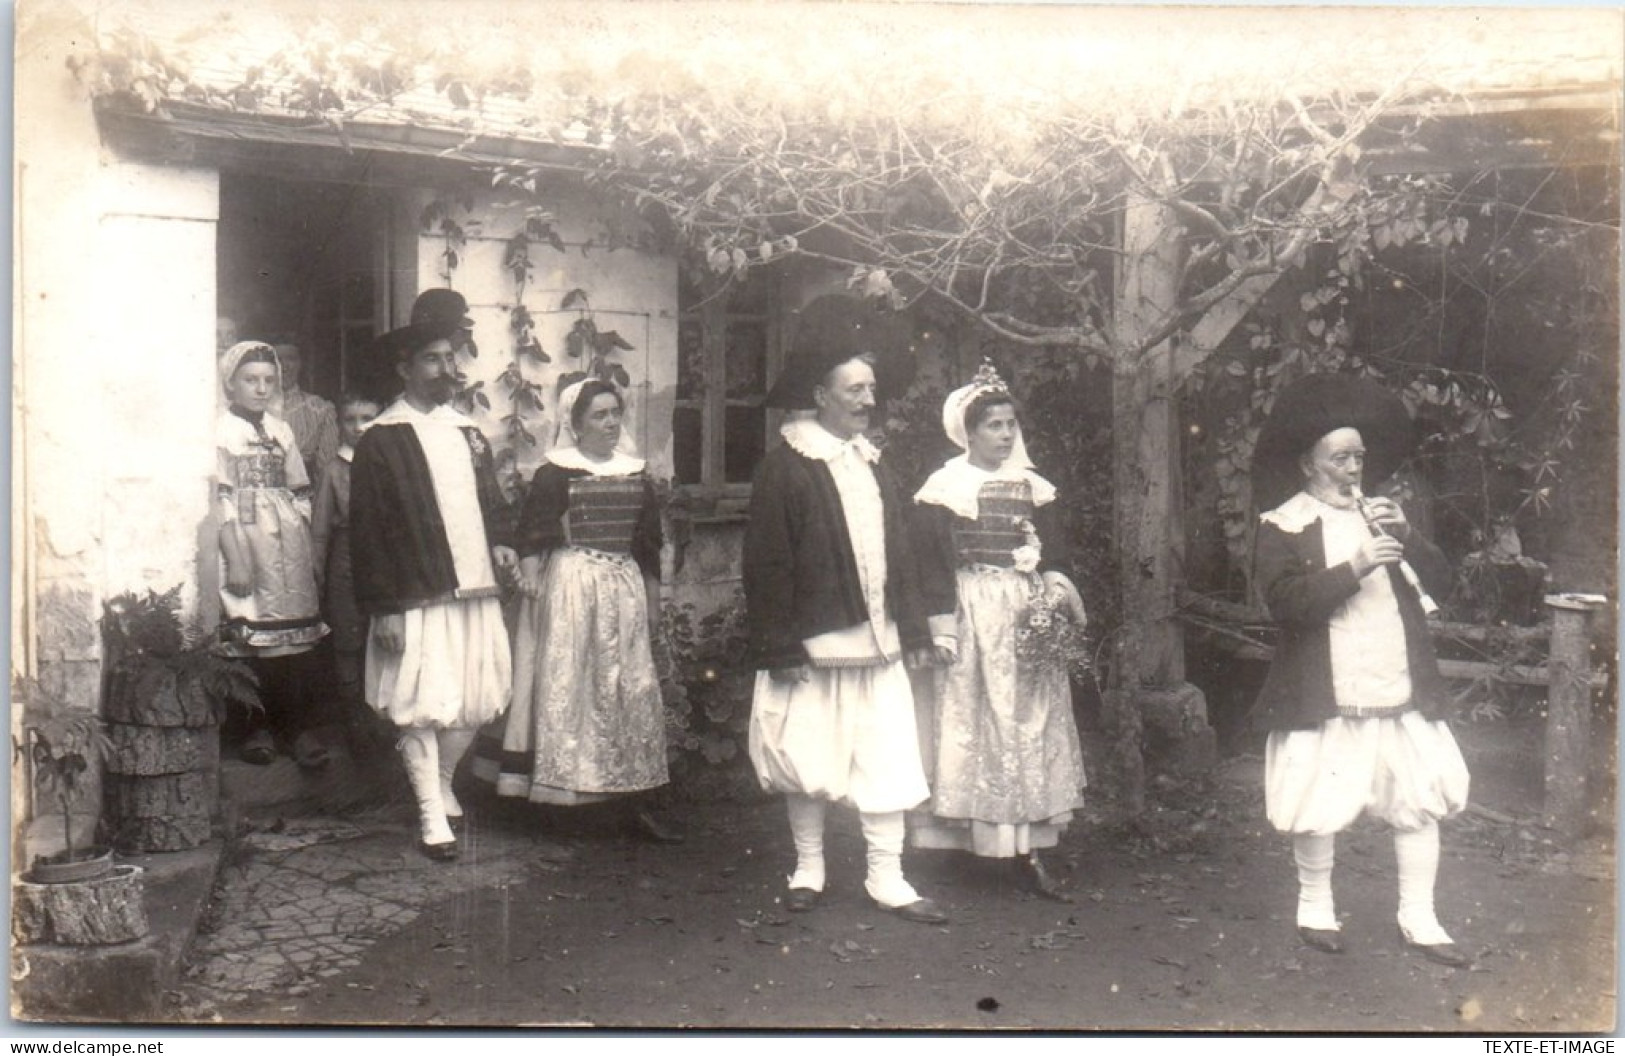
[747, 419, 930, 813]
[215, 409, 329, 658]
[909, 463, 1086, 858]
[484, 445, 668, 805]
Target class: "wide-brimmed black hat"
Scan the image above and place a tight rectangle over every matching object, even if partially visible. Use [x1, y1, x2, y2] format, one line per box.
[765, 295, 915, 410]
[371, 318, 464, 360]
[1251, 373, 1416, 510]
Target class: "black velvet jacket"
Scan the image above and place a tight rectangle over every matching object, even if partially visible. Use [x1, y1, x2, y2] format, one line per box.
[1251, 514, 1454, 732]
[349, 420, 511, 617]
[743, 441, 931, 670]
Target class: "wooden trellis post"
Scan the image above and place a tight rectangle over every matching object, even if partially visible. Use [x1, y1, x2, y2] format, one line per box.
[1542, 593, 1608, 840]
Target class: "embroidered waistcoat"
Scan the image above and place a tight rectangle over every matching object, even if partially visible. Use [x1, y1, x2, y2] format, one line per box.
[565, 477, 643, 555]
[951, 481, 1032, 568]
[227, 434, 290, 525]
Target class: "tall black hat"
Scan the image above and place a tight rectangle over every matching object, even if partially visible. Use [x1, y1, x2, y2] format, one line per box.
[371, 289, 477, 360]
[411, 288, 474, 330]
[1251, 373, 1416, 510]
[764, 295, 916, 410]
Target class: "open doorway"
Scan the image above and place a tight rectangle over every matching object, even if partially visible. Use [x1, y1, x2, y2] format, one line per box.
[217, 172, 405, 405]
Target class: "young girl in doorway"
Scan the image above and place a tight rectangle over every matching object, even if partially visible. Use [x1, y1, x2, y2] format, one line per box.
[216, 341, 330, 767]
[311, 394, 386, 758]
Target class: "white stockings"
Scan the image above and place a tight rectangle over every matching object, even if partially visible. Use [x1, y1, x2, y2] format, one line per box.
[399, 726, 474, 847]
[783, 796, 921, 908]
[1292, 824, 1452, 943]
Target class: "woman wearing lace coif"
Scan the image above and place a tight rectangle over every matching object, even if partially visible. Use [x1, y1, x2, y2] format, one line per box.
[215, 341, 330, 768]
[473, 378, 680, 843]
[908, 360, 1087, 901]
[1251, 373, 1471, 968]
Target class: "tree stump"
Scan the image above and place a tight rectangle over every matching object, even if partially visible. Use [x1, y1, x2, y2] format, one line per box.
[102, 665, 222, 853]
[105, 814, 213, 852]
[104, 770, 213, 853]
[104, 769, 211, 813]
[103, 667, 214, 727]
[13, 865, 149, 946]
[106, 722, 219, 776]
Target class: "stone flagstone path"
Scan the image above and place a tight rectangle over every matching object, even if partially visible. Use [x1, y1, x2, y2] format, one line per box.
[175, 815, 569, 1015]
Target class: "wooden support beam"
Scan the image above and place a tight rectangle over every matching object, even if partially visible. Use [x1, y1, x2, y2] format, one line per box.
[1436, 659, 1553, 687]
[1542, 593, 1608, 840]
[1178, 588, 1608, 685]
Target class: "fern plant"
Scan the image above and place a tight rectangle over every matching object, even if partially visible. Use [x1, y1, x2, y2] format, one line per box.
[101, 587, 262, 723]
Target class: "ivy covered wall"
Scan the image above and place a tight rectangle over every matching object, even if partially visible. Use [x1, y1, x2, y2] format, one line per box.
[407, 183, 680, 497]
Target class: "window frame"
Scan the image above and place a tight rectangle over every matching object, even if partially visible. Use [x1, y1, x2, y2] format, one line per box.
[673, 272, 783, 519]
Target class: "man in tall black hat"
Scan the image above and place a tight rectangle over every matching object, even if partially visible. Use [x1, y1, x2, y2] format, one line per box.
[1250, 373, 1472, 968]
[742, 296, 949, 925]
[410, 288, 477, 358]
[349, 315, 513, 861]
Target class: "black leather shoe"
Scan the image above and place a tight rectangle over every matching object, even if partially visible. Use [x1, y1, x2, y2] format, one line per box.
[1298, 926, 1345, 954]
[785, 887, 821, 913]
[419, 840, 459, 862]
[1022, 854, 1074, 903]
[632, 809, 685, 845]
[292, 731, 332, 772]
[1399, 928, 1472, 968]
[876, 898, 949, 925]
[240, 730, 276, 766]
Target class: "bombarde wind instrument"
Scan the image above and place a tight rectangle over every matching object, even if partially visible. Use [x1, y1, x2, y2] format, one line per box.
[1347, 485, 1439, 616]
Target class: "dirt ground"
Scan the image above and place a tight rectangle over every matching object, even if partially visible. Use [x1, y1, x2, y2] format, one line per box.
[176, 714, 1616, 1034]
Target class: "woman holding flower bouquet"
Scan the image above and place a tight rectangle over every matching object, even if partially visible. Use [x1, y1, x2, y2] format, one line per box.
[908, 361, 1088, 901]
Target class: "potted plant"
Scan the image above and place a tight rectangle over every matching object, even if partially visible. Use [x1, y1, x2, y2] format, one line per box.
[100, 586, 261, 853]
[12, 674, 149, 946]
[13, 674, 113, 882]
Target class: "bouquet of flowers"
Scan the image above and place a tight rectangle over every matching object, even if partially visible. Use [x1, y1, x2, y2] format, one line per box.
[1014, 579, 1092, 682]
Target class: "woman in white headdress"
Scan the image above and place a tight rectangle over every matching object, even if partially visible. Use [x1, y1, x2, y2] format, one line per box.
[214, 341, 330, 768]
[474, 378, 680, 841]
[908, 360, 1087, 899]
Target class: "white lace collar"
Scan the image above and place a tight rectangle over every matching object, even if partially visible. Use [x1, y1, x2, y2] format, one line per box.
[371, 398, 477, 430]
[914, 456, 1057, 520]
[337, 444, 354, 464]
[545, 444, 646, 476]
[781, 418, 880, 465]
[1259, 490, 1360, 533]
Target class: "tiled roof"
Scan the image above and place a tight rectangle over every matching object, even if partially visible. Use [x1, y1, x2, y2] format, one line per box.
[100, 2, 1621, 151]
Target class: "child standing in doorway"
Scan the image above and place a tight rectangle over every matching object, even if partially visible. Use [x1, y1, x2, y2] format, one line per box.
[311, 394, 388, 758]
[216, 342, 330, 767]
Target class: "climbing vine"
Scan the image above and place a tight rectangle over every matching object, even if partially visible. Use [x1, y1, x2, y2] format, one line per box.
[1191, 165, 1613, 624]
[492, 204, 561, 450]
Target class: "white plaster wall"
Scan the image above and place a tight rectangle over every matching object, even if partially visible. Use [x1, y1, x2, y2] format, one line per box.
[409, 184, 680, 487]
[17, 5, 109, 695]
[95, 183, 219, 610]
[17, 7, 220, 714]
